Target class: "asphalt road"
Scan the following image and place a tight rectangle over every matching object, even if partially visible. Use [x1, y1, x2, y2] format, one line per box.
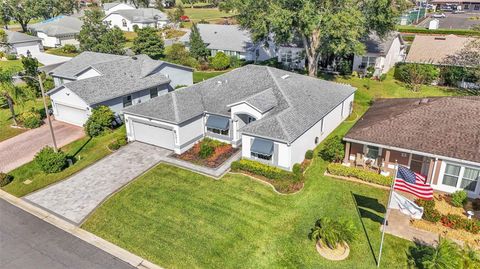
[0, 199, 135, 269]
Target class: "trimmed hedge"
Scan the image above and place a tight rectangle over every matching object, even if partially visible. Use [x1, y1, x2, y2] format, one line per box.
[416, 199, 442, 223]
[326, 163, 392, 186]
[450, 190, 468, 207]
[305, 150, 314, 160]
[231, 159, 301, 181]
[34, 146, 67, 174]
[396, 26, 480, 37]
[19, 111, 42, 129]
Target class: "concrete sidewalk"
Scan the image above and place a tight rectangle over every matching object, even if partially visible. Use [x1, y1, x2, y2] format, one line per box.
[384, 209, 439, 246]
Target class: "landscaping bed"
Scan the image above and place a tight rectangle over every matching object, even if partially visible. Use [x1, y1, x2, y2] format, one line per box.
[172, 138, 238, 168]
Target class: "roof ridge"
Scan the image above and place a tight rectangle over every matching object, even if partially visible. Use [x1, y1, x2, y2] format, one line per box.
[274, 115, 292, 142]
[266, 66, 293, 108]
[171, 92, 180, 122]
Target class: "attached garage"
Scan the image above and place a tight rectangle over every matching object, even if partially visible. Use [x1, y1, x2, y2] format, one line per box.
[15, 43, 41, 55]
[131, 120, 175, 150]
[53, 103, 88, 126]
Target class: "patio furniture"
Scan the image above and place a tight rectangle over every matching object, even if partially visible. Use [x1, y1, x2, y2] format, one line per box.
[371, 157, 383, 173]
[355, 153, 365, 168]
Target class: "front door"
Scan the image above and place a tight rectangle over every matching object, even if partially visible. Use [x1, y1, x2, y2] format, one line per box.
[410, 154, 431, 178]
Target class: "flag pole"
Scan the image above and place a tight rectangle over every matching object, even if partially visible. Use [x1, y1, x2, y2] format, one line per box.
[377, 161, 398, 267]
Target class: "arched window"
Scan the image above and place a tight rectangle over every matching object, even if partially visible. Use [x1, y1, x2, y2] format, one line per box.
[122, 19, 127, 27]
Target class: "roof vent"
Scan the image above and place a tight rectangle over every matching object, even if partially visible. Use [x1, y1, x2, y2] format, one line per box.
[281, 74, 290, 80]
[131, 56, 138, 60]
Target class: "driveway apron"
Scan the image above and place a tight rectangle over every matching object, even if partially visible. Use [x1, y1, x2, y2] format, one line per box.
[25, 142, 169, 225]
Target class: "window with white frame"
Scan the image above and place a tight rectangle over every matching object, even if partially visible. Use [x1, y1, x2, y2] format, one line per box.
[360, 56, 377, 68]
[123, 95, 132, 107]
[207, 127, 229, 136]
[366, 145, 379, 159]
[281, 51, 292, 63]
[251, 152, 272, 161]
[150, 88, 158, 98]
[442, 164, 479, 192]
[460, 167, 479, 192]
[442, 164, 461, 187]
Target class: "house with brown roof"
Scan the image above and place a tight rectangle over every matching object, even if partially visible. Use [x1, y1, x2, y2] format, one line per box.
[343, 97, 480, 198]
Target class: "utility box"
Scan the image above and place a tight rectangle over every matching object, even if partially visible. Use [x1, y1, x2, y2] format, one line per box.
[429, 19, 439, 30]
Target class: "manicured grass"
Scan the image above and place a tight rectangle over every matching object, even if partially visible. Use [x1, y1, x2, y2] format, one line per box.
[0, 99, 43, 142]
[183, 7, 234, 22]
[2, 127, 126, 197]
[0, 59, 24, 72]
[193, 70, 228, 83]
[45, 48, 79, 57]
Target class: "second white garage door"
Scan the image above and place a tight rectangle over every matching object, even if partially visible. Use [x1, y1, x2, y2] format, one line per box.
[55, 103, 88, 126]
[15, 44, 41, 56]
[132, 121, 175, 150]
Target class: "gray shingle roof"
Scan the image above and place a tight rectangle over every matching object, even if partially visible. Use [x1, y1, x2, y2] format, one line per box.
[124, 65, 356, 143]
[363, 32, 402, 55]
[179, 24, 253, 52]
[345, 97, 480, 164]
[103, 2, 122, 10]
[5, 30, 41, 44]
[48, 52, 171, 105]
[29, 16, 83, 37]
[110, 8, 168, 23]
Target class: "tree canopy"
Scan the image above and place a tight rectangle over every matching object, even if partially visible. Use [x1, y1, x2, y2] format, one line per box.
[132, 27, 165, 59]
[0, 0, 39, 32]
[189, 23, 209, 60]
[36, 0, 78, 20]
[222, 0, 399, 76]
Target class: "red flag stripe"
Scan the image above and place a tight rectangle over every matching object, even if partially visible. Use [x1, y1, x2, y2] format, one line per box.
[394, 183, 434, 196]
[394, 180, 434, 191]
[394, 186, 433, 200]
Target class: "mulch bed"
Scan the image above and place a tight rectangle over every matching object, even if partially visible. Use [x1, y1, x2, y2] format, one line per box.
[173, 141, 239, 168]
[234, 170, 304, 194]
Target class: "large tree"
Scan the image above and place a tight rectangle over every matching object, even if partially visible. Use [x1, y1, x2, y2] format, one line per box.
[0, 68, 34, 126]
[189, 23, 209, 60]
[36, 0, 78, 19]
[0, 0, 39, 32]
[222, 0, 398, 76]
[21, 55, 40, 92]
[78, 9, 126, 54]
[132, 27, 164, 59]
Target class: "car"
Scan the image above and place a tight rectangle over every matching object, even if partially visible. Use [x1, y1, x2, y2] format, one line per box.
[432, 13, 446, 18]
[180, 15, 190, 22]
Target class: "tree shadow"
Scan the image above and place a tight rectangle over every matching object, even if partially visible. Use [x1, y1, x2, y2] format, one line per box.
[406, 239, 435, 269]
[68, 137, 92, 162]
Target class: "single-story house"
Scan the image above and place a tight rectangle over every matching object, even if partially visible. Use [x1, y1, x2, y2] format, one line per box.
[431, 0, 480, 12]
[277, 36, 306, 70]
[179, 24, 277, 62]
[2, 30, 43, 56]
[29, 16, 83, 48]
[343, 97, 480, 198]
[406, 34, 476, 65]
[47, 51, 193, 126]
[103, 8, 169, 31]
[103, 2, 135, 15]
[123, 65, 355, 171]
[352, 32, 406, 76]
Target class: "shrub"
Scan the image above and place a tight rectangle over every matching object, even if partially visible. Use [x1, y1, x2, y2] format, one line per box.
[6, 54, 17, 60]
[450, 190, 468, 207]
[394, 63, 440, 87]
[34, 146, 67, 173]
[0, 172, 13, 187]
[305, 150, 314, 160]
[199, 142, 214, 159]
[292, 163, 303, 177]
[231, 159, 301, 181]
[19, 111, 42, 129]
[84, 106, 115, 137]
[229, 56, 242, 68]
[463, 220, 480, 234]
[472, 199, 480, 211]
[0, 51, 5, 58]
[441, 214, 466, 230]
[326, 163, 392, 186]
[108, 138, 126, 151]
[318, 135, 344, 162]
[211, 52, 230, 70]
[309, 217, 357, 249]
[379, 73, 387, 81]
[61, 44, 77, 53]
[415, 199, 442, 223]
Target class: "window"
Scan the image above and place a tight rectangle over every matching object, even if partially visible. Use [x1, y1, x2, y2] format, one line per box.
[150, 88, 158, 98]
[442, 164, 461, 187]
[475, 4, 480, 11]
[247, 116, 256, 124]
[464, 4, 469, 9]
[360, 56, 377, 68]
[123, 95, 132, 107]
[460, 167, 479, 192]
[122, 19, 127, 27]
[281, 51, 292, 63]
[315, 137, 319, 144]
[366, 146, 379, 159]
[251, 152, 272, 160]
[349, 101, 353, 114]
[207, 127, 229, 136]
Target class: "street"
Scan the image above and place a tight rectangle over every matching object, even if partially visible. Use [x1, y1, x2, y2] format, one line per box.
[0, 199, 135, 269]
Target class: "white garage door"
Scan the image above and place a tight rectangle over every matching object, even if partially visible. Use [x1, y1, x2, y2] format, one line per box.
[15, 44, 41, 56]
[55, 103, 88, 126]
[132, 121, 175, 150]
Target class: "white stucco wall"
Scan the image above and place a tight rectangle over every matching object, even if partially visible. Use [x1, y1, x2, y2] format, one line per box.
[52, 76, 74, 87]
[76, 68, 101, 80]
[59, 36, 79, 47]
[432, 160, 480, 198]
[277, 46, 306, 69]
[37, 32, 59, 48]
[352, 36, 404, 75]
[244, 40, 277, 62]
[155, 63, 193, 89]
[49, 86, 91, 125]
[104, 14, 135, 31]
[241, 134, 291, 169]
[104, 3, 135, 15]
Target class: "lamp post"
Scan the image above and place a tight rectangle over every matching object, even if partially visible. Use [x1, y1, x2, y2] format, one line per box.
[15, 74, 58, 152]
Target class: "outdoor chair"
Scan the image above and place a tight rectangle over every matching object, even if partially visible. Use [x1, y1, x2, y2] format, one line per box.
[355, 153, 365, 168]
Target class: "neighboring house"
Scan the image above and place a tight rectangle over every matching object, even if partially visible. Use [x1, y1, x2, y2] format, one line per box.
[406, 34, 476, 65]
[47, 52, 193, 126]
[343, 97, 480, 198]
[103, 8, 169, 31]
[29, 16, 83, 48]
[431, 0, 480, 12]
[2, 30, 43, 56]
[103, 2, 135, 15]
[277, 36, 306, 70]
[123, 65, 355, 171]
[352, 32, 406, 76]
[179, 24, 277, 62]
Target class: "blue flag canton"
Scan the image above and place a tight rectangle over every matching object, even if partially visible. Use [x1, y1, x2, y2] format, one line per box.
[397, 166, 417, 184]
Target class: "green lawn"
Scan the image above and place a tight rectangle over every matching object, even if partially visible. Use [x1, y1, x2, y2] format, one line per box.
[184, 7, 233, 22]
[0, 59, 24, 72]
[193, 70, 228, 83]
[45, 47, 80, 57]
[2, 127, 126, 197]
[0, 99, 43, 142]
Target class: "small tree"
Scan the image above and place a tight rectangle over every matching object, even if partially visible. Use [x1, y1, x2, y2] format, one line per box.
[79, 10, 126, 54]
[132, 27, 164, 59]
[0, 68, 34, 125]
[34, 146, 67, 173]
[84, 106, 115, 137]
[319, 135, 344, 162]
[309, 217, 357, 249]
[211, 52, 230, 70]
[164, 43, 198, 68]
[189, 23, 209, 60]
[96, 26, 126, 55]
[394, 63, 439, 92]
[421, 238, 461, 269]
[21, 55, 40, 92]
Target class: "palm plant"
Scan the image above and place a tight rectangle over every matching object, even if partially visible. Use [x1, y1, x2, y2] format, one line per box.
[0, 67, 33, 126]
[309, 217, 357, 249]
[461, 244, 480, 269]
[421, 238, 461, 269]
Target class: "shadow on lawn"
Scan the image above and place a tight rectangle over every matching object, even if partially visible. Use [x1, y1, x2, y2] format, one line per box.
[351, 192, 387, 267]
[69, 137, 92, 161]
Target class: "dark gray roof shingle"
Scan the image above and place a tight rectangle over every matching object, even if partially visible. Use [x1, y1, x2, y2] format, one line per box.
[110, 8, 168, 23]
[29, 16, 83, 37]
[5, 30, 41, 44]
[363, 32, 402, 55]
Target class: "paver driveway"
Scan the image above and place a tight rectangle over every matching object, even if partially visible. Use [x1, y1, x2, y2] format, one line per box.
[25, 142, 169, 224]
[0, 120, 84, 172]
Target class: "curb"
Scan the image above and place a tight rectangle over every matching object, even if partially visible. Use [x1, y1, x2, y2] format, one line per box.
[0, 190, 163, 269]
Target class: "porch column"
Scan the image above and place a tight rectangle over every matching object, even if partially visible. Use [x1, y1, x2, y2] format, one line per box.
[343, 142, 351, 164]
[384, 150, 390, 165]
[426, 159, 435, 184]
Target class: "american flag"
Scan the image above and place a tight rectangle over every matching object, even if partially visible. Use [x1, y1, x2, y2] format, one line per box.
[394, 165, 434, 200]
